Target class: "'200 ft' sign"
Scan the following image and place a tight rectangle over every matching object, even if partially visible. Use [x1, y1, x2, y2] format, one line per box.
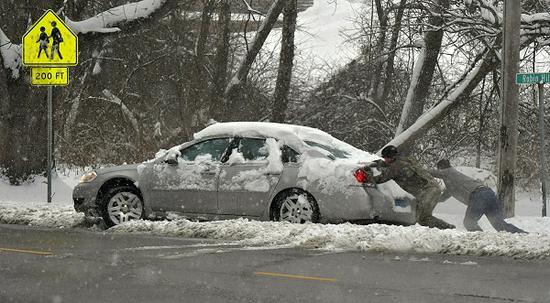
[31, 67, 68, 86]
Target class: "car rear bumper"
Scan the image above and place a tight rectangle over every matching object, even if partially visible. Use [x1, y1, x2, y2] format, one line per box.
[316, 186, 416, 225]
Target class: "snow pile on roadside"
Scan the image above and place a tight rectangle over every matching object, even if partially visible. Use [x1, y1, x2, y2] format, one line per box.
[2, 162, 550, 259]
[0, 203, 85, 228]
[1, 198, 550, 259]
[110, 218, 550, 259]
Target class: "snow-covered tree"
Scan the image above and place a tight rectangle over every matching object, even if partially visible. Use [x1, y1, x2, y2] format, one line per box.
[0, 0, 298, 183]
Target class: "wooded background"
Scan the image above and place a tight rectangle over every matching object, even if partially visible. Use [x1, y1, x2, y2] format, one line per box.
[1, 0, 549, 188]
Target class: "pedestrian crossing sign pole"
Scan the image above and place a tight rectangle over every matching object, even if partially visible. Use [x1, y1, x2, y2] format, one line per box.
[22, 9, 78, 203]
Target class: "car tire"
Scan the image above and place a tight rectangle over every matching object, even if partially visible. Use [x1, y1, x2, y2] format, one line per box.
[101, 186, 144, 228]
[272, 189, 319, 223]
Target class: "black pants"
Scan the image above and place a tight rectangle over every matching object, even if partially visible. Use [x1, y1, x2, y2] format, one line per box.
[464, 187, 526, 233]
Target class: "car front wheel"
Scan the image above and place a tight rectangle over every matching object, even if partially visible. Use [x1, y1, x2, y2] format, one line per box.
[273, 189, 319, 223]
[101, 186, 144, 227]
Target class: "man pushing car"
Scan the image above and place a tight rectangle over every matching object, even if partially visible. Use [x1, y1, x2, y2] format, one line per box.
[430, 159, 526, 233]
[368, 145, 455, 230]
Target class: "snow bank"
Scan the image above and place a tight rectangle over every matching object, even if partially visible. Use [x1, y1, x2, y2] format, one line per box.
[0, 203, 85, 228]
[110, 218, 550, 259]
[1, 180, 550, 259]
[1, 194, 548, 259]
[2, 163, 550, 260]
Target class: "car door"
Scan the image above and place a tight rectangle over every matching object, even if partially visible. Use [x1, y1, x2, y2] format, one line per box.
[217, 137, 283, 217]
[147, 137, 232, 214]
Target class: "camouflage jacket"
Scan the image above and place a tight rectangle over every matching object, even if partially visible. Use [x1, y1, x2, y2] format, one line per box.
[373, 156, 438, 196]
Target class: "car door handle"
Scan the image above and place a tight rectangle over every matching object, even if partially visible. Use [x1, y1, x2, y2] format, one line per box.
[201, 170, 217, 175]
[265, 172, 281, 176]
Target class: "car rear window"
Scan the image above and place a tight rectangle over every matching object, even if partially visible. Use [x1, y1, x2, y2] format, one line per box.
[304, 140, 350, 159]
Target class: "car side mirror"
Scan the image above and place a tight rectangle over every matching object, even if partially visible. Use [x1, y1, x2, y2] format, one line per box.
[164, 156, 179, 165]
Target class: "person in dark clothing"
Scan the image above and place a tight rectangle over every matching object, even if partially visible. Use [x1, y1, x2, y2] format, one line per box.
[49, 21, 63, 60]
[36, 26, 49, 58]
[430, 159, 526, 233]
[370, 145, 455, 230]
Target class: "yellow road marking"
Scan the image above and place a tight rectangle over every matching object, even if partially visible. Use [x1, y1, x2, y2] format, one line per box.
[254, 271, 337, 283]
[0, 247, 53, 256]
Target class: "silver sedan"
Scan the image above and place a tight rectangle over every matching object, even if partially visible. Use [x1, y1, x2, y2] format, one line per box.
[73, 122, 416, 227]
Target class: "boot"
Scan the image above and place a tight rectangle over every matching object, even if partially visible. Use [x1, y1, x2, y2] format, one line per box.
[419, 216, 455, 230]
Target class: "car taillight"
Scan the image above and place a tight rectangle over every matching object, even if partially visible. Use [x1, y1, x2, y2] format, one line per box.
[354, 169, 369, 184]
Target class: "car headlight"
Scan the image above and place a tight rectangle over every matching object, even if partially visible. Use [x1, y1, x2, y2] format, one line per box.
[79, 171, 97, 183]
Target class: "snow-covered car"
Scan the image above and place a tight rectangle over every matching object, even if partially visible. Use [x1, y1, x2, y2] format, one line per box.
[73, 122, 416, 227]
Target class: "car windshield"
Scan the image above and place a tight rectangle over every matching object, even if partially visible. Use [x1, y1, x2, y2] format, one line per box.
[181, 138, 231, 162]
[304, 140, 350, 159]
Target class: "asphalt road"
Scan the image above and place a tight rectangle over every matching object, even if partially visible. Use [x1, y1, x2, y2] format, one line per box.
[0, 224, 549, 303]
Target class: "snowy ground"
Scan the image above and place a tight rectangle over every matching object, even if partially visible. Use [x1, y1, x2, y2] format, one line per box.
[1, 170, 550, 260]
[1, 0, 549, 260]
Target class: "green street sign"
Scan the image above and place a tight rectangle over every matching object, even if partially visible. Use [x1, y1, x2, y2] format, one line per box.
[516, 73, 550, 85]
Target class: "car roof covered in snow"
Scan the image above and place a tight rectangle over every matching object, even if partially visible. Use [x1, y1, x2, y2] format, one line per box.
[193, 121, 379, 162]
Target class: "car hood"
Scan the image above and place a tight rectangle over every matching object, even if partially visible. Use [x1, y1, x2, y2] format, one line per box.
[96, 163, 141, 175]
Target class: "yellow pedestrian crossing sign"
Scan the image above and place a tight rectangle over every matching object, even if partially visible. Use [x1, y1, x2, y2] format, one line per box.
[22, 10, 78, 67]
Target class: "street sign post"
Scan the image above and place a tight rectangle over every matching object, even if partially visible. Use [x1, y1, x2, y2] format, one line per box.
[22, 10, 78, 203]
[517, 72, 550, 216]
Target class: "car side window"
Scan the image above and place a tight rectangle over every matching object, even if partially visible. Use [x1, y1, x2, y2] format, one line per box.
[282, 145, 299, 163]
[180, 138, 231, 162]
[238, 138, 268, 161]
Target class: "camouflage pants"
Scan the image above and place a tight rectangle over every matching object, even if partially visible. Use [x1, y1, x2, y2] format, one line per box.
[415, 184, 454, 229]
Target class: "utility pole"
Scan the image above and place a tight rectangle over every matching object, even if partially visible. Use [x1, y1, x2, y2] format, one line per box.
[498, 0, 521, 217]
[538, 83, 549, 216]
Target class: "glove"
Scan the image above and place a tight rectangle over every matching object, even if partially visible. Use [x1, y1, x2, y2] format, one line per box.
[368, 159, 384, 168]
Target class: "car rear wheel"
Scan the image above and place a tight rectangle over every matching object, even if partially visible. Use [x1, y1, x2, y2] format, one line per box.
[101, 186, 144, 227]
[273, 189, 319, 223]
